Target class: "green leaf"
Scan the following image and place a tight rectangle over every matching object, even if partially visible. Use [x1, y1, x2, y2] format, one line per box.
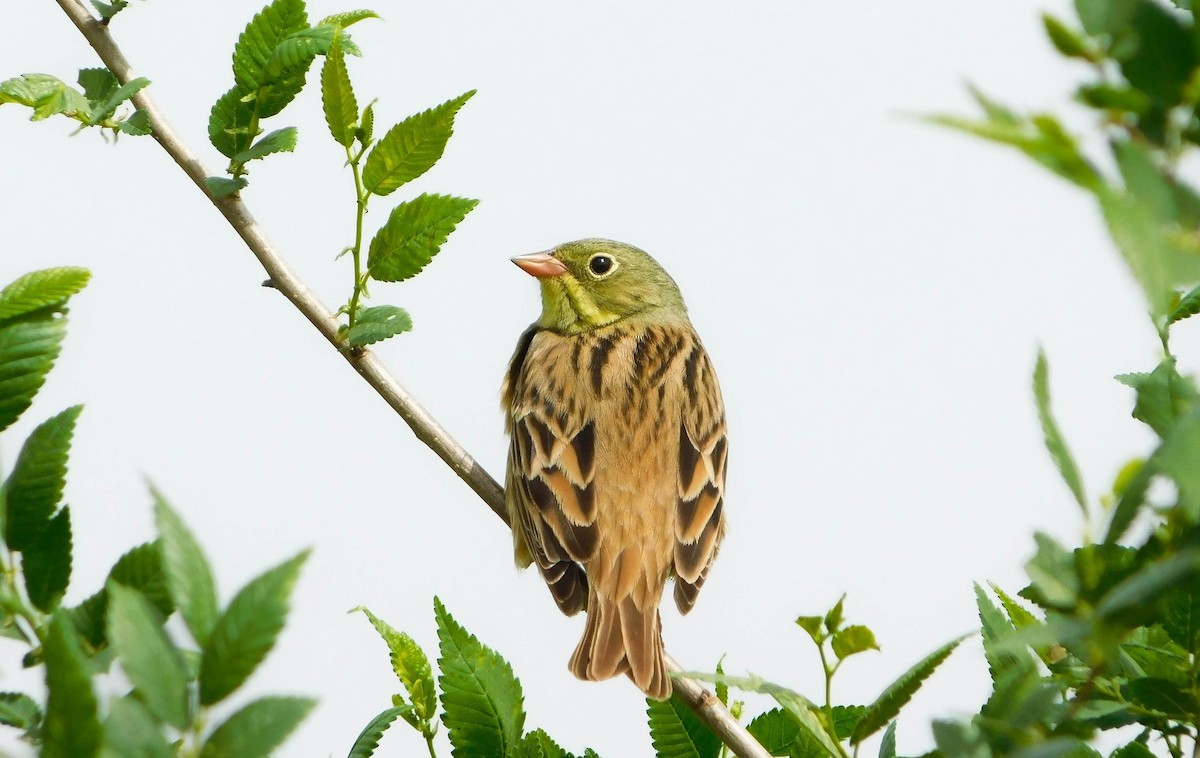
[0, 267, 90, 321]
[0, 311, 67, 432]
[1162, 577, 1200, 651]
[795, 615, 824, 642]
[107, 582, 189, 729]
[348, 706, 407, 758]
[154, 489, 219, 648]
[878, 722, 897, 758]
[926, 92, 1102, 191]
[207, 87, 255, 159]
[90, 77, 150, 123]
[831, 625, 879, 660]
[321, 32, 357, 146]
[646, 692, 722, 758]
[78, 68, 117, 104]
[1169, 283, 1200, 324]
[347, 305, 413, 347]
[1076, 83, 1151, 115]
[851, 636, 964, 744]
[1110, 742, 1156, 758]
[261, 25, 338, 84]
[1119, 0, 1195, 107]
[824, 594, 846, 633]
[1043, 14, 1096, 59]
[0, 692, 41, 730]
[199, 549, 309, 705]
[435, 596, 524, 757]
[1033, 350, 1088, 514]
[367, 194, 478, 283]
[1116, 358, 1199, 438]
[714, 657, 728, 707]
[1122, 677, 1196, 718]
[232, 0, 309, 94]
[205, 176, 249, 198]
[23, 505, 72, 612]
[679, 671, 841, 758]
[1023, 532, 1079, 609]
[358, 100, 375, 147]
[1098, 182, 1200, 319]
[198, 696, 315, 758]
[101, 697, 172, 758]
[319, 9, 380, 27]
[117, 109, 152, 136]
[70, 541, 175, 649]
[831, 705, 866, 740]
[361, 90, 475, 196]
[1096, 550, 1200, 620]
[5, 405, 81, 551]
[1157, 412, 1200, 520]
[356, 606, 437, 723]
[975, 583, 1027, 683]
[43, 611, 100, 758]
[90, 0, 128, 21]
[931, 720, 989, 758]
[746, 708, 805, 755]
[232, 126, 298, 163]
[988, 582, 1040, 630]
[0, 74, 91, 121]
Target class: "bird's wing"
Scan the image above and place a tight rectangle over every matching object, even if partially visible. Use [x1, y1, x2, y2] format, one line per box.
[503, 327, 598, 615]
[672, 338, 727, 614]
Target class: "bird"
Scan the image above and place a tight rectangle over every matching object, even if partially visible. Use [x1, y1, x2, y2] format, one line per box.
[501, 238, 727, 700]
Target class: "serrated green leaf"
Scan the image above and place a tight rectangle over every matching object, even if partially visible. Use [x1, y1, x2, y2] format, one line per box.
[319, 9, 380, 27]
[0, 312, 67, 433]
[0, 268, 90, 323]
[435, 597, 524, 757]
[321, 33, 357, 147]
[199, 550, 309, 705]
[23, 506, 72, 612]
[117, 109, 152, 136]
[646, 692, 721, 758]
[1110, 742, 1155, 758]
[233, 0, 309, 94]
[1033, 350, 1088, 514]
[831, 705, 866, 740]
[102, 697, 172, 758]
[1096, 550, 1200, 620]
[1169, 283, 1200, 324]
[70, 541, 174, 649]
[356, 606, 436, 722]
[347, 306, 412, 347]
[205, 176, 249, 198]
[795, 615, 824, 642]
[208, 86, 255, 159]
[90, 77, 150, 123]
[0, 692, 41, 730]
[1025, 532, 1079, 609]
[199, 696, 315, 758]
[832, 625, 878, 660]
[5, 405, 81, 551]
[77, 68, 117, 104]
[1122, 677, 1196, 718]
[261, 26, 338, 85]
[931, 719, 989, 758]
[233, 126, 298, 163]
[851, 636, 964, 744]
[878, 722, 896, 758]
[348, 706, 407, 758]
[43, 611, 100, 758]
[154, 490, 218, 648]
[714, 657, 728, 706]
[988, 583, 1039, 630]
[0, 74, 91, 121]
[358, 100, 375, 147]
[367, 194, 478, 283]
[746, 708, 808, 756]
[362, 90, 475, 196]
[1116, 358, 1199, 438]
[1162, 577, 1200, 652]
[1158, 412, 1200, 520]
[107, 583, 189, 729]
[824, 594, 846, 633]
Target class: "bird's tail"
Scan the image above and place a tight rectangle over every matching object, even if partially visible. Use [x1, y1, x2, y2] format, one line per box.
[569, 590, 670, 700]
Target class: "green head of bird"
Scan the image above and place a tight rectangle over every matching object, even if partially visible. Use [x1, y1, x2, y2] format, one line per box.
[512, 239, 687, 335]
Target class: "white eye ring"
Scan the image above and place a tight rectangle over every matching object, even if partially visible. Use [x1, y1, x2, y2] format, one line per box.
[587, 253, 619, 278]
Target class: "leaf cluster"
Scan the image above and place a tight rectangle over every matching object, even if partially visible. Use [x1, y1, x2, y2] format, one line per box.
[0, 268, 314, 757]
[0, 68, 150, 137]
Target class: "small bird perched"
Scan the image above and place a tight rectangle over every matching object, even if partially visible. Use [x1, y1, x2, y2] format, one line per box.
[501, 238, 727, 700]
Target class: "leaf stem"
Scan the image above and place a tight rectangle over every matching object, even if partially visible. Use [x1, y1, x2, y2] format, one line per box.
[345, 143, 368, 335]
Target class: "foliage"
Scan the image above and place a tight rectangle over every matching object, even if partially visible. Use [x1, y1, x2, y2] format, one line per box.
[0, 269, 313, 755]
[928, 1, 1200, 757]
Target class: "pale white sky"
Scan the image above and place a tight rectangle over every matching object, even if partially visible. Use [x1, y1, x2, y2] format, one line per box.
[4, 2, 1194, 756]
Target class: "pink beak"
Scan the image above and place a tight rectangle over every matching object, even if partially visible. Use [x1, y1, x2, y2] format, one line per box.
[511, 253, 567, 279]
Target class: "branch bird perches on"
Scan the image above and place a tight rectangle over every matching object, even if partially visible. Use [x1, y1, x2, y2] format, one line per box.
[51, 2, 769, 755]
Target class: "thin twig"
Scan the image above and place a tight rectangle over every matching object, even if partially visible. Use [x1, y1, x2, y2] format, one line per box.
[53, 2, 769, 756]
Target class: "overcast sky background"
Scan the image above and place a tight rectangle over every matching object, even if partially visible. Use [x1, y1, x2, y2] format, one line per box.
[4, 1, 1196, 756]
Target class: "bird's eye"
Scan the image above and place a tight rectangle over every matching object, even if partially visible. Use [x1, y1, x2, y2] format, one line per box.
[588, 254, 617, 277]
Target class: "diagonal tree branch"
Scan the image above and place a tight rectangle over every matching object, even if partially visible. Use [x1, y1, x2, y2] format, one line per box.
[52, 2, 769, 756]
